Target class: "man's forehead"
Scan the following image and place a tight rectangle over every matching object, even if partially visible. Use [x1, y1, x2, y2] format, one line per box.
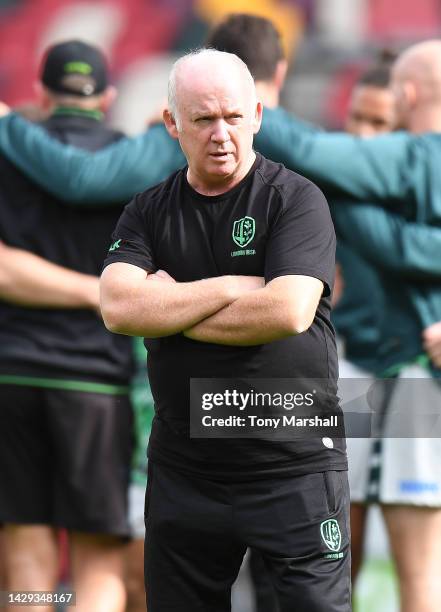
[177, 78, 250, 113]
[351, 85, 393, 105]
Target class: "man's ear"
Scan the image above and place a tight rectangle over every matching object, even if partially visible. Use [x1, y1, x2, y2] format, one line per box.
[403, 80, 417, 109]
[252, 101, 263, 134]
[99, 86, 117, 113]
[163, 108, 179, 139]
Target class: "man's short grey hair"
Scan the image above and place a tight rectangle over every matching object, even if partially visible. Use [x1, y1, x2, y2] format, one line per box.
[168, 48, 256, 130]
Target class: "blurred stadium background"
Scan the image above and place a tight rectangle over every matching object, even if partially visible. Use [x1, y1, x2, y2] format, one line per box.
[2, 0, 441, 134]
[3, 1, 440, 610]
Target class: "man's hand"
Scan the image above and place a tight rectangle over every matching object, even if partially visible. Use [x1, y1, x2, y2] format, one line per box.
[422, 322, 441, 368]
[228, 275, 265, 294]
[182, 275, 265, 340]
[183, 275, 323, 346]
[146, 269, 177, 283]
[331, 263, 344, 308]
[0, 101, 10, 118]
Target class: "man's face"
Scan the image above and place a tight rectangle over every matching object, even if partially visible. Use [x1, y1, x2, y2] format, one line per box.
[166, 70, 262, 190]
[345, 84, 396, 136]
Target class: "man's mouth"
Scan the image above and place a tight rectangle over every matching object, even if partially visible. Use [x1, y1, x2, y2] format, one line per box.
[210, 152, 231, 158]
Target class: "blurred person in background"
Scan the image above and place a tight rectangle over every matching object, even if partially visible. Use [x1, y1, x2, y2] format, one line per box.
[0, 239, 102, 610]
[4, 28, 441, 612]
[0, 249, 151, 612]
[344, 54, 397, 137]
[0, 247, 150, 612]
[0, 40, 134, 612]
[0, 246, 92, 603]
[335, 56, 396, 584]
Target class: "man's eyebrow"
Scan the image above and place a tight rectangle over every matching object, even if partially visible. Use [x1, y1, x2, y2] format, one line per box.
[193, 113, 217, 120]
[192, 109, 244, 120]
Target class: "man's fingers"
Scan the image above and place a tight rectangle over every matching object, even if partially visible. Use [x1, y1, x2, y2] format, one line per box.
[426, 345, 441, 360]
[156, 269, 176, 282]
[423, 326, 441, 365]
[239, 276, 265, 291]
[422, 321, 441, 345]
[145, 269, 176, 283]
[0, 101, 10, 117]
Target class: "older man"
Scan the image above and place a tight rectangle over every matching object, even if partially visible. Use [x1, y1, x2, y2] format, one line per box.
[4, 24, 441, 598]
[100, 49, 349, 612]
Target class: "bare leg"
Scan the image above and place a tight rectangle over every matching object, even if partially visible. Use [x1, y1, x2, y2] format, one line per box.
[382, 505, 441, 612]
[3, 524, 59, 612]
[69, 532, 126, 612]
[350, 502, 368, 584]
[125, 538, 147, 612]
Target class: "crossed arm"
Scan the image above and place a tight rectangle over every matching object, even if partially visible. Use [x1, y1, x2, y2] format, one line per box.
[0, 242, 100, 311]
[100, 264, 323, 346]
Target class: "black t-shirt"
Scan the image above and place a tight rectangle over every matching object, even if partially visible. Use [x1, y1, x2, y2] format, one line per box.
[0, 112, 134, 385]
[104, 153, 346, 479]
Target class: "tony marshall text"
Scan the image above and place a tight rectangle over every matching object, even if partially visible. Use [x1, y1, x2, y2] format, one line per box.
[201, 415, 338, 428]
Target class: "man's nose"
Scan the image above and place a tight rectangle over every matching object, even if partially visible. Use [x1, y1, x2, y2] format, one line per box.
[211, 119, 230, 143]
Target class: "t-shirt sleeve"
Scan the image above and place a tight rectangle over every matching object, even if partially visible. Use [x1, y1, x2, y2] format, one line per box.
[103, 192, 156, 272]
[264, 180, 336, 296]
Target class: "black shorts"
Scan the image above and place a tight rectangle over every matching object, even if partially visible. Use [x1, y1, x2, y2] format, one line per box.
[144, 462, 351, 612]
[0, 384, 133, 537]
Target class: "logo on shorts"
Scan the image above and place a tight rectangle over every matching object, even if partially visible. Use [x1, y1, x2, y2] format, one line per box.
[320, 519, 341, 552]
[232, 216, 255, 248]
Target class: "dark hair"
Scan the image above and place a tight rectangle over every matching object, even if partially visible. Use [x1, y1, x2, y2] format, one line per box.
[206, 14, 284, 81]
[356, 49, 397, 89]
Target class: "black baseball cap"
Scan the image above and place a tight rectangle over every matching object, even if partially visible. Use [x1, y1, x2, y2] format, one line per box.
[40, 39, 108, 97]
